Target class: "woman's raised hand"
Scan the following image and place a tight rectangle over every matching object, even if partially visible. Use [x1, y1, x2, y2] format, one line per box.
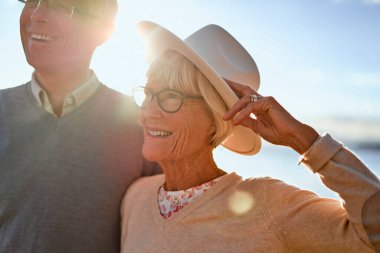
[223, 80, 319, 154]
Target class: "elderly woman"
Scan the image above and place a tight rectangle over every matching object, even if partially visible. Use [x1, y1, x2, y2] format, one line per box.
[120, 21, 380, 253]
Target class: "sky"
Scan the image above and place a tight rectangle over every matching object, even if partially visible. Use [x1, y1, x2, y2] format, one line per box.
[1, 0, 379, 197]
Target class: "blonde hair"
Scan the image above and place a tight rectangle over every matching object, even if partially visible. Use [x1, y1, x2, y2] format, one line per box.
[76, 0, 118, 23]
[147, 50, 233, 147]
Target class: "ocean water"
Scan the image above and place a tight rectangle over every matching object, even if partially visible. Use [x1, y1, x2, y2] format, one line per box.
[214, 141, 380, 200]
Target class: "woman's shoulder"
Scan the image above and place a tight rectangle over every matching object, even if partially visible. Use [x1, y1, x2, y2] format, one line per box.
[241, 176, 302, 191]
[128, 174, 165, 195]
[237, 176, 321, 204]
[121, 175, 165, 210]
[245, 176, 326, 211]
[248, 176, 295, 188]
[236, 176, 291, 191]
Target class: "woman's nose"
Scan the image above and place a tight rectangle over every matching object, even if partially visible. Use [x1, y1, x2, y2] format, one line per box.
[141, 96, 162, 117]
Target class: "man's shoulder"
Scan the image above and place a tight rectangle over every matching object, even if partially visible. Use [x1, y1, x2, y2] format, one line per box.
[98, 85, 133, 104]
[0, 83, 29, 97]
[97, 84, 139, 119]
[0, 83, 31, 109]
[100, 85, 124, 96]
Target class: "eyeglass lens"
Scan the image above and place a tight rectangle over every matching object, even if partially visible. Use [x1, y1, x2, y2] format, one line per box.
[133, 87, 184, 113]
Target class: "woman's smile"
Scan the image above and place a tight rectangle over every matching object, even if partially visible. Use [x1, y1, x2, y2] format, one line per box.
[147, 129, 172, 137]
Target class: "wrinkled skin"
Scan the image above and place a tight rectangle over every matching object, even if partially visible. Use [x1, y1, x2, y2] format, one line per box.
[223, 80, 319, 154]
[139, 81, 224, 190]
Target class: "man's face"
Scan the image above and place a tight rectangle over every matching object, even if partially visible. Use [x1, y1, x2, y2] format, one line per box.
[19, 1, 108, 72]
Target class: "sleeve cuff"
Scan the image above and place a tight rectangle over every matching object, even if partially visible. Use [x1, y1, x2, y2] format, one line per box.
[297, 133, 343, 173]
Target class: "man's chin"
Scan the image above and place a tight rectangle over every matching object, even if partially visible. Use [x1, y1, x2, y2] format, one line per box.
[26, 57, 59, 73]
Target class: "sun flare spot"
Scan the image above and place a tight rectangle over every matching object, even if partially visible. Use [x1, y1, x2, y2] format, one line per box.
[228, 191, 254, 215]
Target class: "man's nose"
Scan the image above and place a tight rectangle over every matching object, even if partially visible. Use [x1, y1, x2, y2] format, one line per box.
[30, 0, 49, 22]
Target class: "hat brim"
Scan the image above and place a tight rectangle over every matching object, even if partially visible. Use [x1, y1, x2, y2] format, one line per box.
[137, 21, 261, 155]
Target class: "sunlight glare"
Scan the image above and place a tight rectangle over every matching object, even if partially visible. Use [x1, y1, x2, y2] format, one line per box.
[228, 191, 254, 215]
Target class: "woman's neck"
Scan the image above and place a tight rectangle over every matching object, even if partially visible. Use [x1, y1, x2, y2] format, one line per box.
[160, 150, 226, 191]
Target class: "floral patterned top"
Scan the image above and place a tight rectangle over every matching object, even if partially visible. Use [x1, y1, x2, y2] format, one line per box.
[158, 177, 222, 219]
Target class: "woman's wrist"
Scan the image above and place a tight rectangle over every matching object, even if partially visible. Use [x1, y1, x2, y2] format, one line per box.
[289, 123, 320, 155]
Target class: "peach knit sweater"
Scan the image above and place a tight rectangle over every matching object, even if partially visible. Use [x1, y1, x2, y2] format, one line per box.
[121, 134, 379, 253]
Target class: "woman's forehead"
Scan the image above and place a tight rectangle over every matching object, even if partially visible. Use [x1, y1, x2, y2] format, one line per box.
[145, 80, 166, 89]
[146, 79, 185, 92]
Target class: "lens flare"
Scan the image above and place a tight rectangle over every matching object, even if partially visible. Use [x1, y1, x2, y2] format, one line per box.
[228, 191, 254, 215]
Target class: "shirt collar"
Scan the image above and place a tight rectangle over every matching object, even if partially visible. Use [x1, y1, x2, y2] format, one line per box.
[30, 70, 101, 117]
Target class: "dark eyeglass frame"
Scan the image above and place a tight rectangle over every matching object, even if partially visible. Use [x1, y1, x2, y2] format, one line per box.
[17, 0, 99, 20]
[132, 86, 204, 113]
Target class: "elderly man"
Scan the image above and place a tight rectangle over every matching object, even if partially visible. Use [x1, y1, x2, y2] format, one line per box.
[0, 0, 159, 252]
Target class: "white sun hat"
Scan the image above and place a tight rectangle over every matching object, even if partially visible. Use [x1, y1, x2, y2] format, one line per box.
[137, 20, 261, 155]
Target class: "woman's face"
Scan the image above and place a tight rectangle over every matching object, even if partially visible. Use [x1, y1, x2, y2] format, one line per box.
[139, 81, 214, 163]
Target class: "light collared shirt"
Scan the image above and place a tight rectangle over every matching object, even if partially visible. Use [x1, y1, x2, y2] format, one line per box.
[30, 70, 101, 117]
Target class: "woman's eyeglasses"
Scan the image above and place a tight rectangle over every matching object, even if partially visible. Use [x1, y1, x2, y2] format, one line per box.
[132, 86, 203, 113]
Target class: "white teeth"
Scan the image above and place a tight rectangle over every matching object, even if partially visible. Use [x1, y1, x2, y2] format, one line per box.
[148, 130, 172, 137]
[31, 33, 53, 42]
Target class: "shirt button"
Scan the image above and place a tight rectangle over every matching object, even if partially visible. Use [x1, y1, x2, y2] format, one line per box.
[66, 97, 74, 105]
